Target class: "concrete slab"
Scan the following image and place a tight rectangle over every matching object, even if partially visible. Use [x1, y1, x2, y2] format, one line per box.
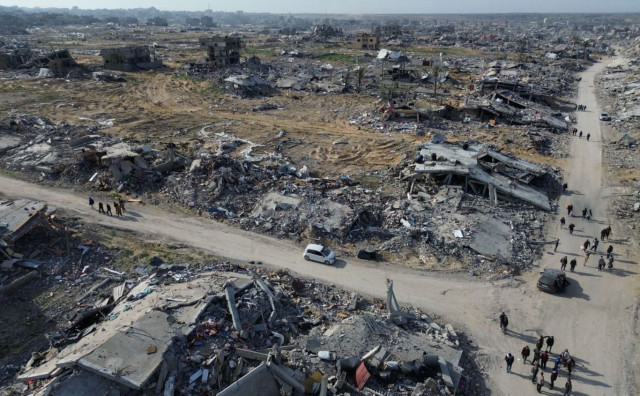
[16, 355, 60, 381]
[218, 363, 280, 396]
[77, 311, 173, 389]
[468, 216, 511, 260]
[51, 370, 119, 396]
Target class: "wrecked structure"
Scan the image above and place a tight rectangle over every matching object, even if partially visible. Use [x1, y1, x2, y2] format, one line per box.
[199, 36, 241, 67]
[99, 46, 162, 72]
[411, 142, 552, 211]
[353, 33, 380, 50]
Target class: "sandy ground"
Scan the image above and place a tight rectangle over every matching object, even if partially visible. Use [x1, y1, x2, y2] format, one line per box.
[1, 59, 638, 395]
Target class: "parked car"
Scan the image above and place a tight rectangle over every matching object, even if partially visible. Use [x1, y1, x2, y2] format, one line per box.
[537, 268, 569, 293]
[599, 112, 611, 121]
[303, 244, 336, 265]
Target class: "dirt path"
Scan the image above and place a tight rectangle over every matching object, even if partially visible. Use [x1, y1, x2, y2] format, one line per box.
[0, 60, 637, 395]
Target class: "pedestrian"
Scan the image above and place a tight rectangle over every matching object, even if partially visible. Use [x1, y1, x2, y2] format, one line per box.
[540, 350, 549, 370]
[546, 335, 554, 352]
[584, 251, 591, 265]
[564, 379, 572, 395]
[562, 182, 568, 191]
[608, 256, 614, 270]
[606, 225, 612, 239]
[536, 335, 545, 351]
[560, 217, 566, 227]
[601, 228, 607, 240]
[569, 204, 574, 215]
[89, 197, 95, 209]
[579, 131, 583, 138]
[583, 239, 590, 250]
[114, 202, 122, 217]
[560, 256, 568, 270]
[522, 345, 531, 364]
[588, 209, 593, 218]
[505, 353, 515, 373]
[537, 372, 545, 393]
[531, 363, 539, 383]
[550, 369, 558, 389]
[606, 245, 613, 258]
[582, 208, 587, 219]
[587, 133, 591, 141]
[119, 198, 126, 213]
[554, 355, 561, 371]
[598, 256, 605, 271]
[106, 203, 112, 216]
[567, 358, 575, 376]
[98, 202, 105, 214]
[554, 239, 559, 252]
[591, 238, 599, 251]
[499, 312, 509, 333]
[586, 210, 591, 221]
[532, 347, 541, 366]
[569, 223, 575, 234]
[570, 258, 577, 272]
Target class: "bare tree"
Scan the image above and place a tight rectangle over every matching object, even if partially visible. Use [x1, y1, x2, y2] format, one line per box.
[356, 67, 365, 93]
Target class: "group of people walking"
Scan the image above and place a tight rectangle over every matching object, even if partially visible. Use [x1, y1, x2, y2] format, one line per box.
[504, 332, 573, 395]
[89, 197, 126, 217]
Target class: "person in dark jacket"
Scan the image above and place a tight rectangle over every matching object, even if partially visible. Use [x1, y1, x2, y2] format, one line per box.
[532, 348, 541, 366]
[505, 353, 515, 373]
[536, 335, 545, 351]
[522, 345, 531, 364]
[531, 363, 539, 383]
[560, 256, 568, 270]
[540, 351, 549, 369]
[570, 258, 577, 272]
[546, 336, 554, 352]
[550, 369, 558, 389]
[89, 197, 95, 209]
[98, 202, 105, 214]
[606, 245, 614, 258]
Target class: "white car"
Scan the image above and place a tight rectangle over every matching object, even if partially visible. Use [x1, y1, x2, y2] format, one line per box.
[599, 112, 611, 121]
[303, 243, 336, 265]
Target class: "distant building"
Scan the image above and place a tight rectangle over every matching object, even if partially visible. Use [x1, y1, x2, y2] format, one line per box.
[353, 33, 379, 50]
[99, 46, 162, 72]
[199, 36, 241, 67]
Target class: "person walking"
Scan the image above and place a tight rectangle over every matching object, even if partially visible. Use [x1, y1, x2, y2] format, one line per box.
[546, 336, 554, 352]
[560, 217, 566, 228]
[554, 355, 561, 371]
[98, 202, 105, 214]
[89, 197, 95, 209]
[540, 350, 549, 370]
[537, 372, 545, 393]
[608, 256, 614, 270]
[569, 204, 574, 215]
[606, 245, 614, 259]
[531, 363, 539, 383]
[598, 256, 606, 271]
[119, 198, 126, 213]
[567, 358, 575, 376]
[569, 223, 575, 234]
[570, 258, 577, 272]
[505, 353, 515, 373]
[588, 209, 593, 219]
[522, 345, 531, 364]
[560, 256, 568, 271]
[583, 239, 590, 250]
[106, 203, 113, 216]
[591, 238, 599, 251]
[581, 208, 587, 219]
[562, 182, 568, 191]
[532, 348, 541, 366]
[564, 379, 573, 395]
[114, 202, 122, 217]
[536, 335, 545, 351]
[500, 312, 509, 334]
[579, 131, 583, 138]
[554, 239, 559, 252]
[584, 251, 592, 265]
[550, 369, 558, 389]
[587, 133, 591, 141]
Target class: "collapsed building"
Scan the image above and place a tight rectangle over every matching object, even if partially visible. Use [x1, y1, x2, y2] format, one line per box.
[199, 36, 241, 67]
[99, 46, 162, 72]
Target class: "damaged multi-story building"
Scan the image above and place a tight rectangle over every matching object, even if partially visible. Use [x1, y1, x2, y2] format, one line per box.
[352, 33, 380, 50]
[198, 36, 241, 67]
[99, 46, 162, 72]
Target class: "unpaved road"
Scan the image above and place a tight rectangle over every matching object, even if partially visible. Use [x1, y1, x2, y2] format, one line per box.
[1, 60, 638, 395]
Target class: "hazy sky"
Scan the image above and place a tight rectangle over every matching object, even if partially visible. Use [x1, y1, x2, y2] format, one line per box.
[1, 0, 639, 13]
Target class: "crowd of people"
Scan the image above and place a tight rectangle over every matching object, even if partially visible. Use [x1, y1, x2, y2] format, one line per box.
[89, 197, 127, 217]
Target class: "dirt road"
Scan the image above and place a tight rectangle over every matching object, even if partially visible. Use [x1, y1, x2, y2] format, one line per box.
[1, 60, 637, 395]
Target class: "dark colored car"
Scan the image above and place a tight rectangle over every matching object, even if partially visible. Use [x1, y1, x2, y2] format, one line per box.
[537, 268, 569, 293]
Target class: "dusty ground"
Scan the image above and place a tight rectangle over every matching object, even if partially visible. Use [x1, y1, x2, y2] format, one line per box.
[1, 58, 639, 395]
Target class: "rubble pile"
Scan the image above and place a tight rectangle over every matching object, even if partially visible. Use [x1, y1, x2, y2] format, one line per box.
[7, 259, 468, 395]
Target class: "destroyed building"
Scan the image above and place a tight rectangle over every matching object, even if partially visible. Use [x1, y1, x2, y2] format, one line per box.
[410, 142, 552, 211]
[199, 36, 241, 67]
[353, 33, 380, 50]
[99, 46, 162, 72]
